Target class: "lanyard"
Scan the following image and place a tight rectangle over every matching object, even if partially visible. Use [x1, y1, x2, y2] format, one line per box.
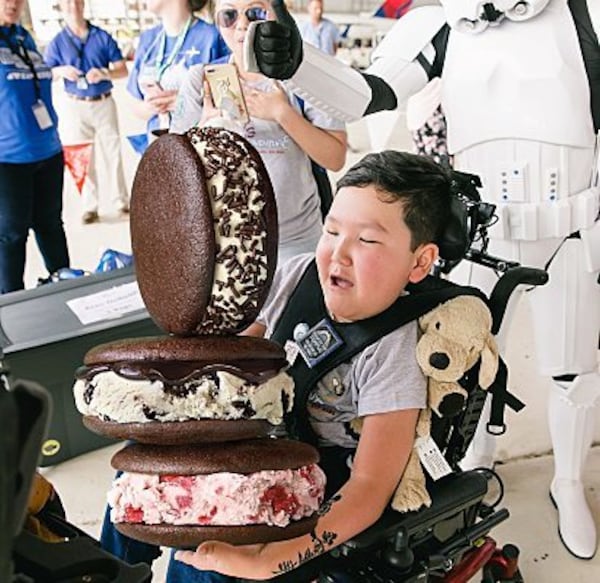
[0, 25, 41, 100]
[154, 17, 192, 82]
[64, 22, 91, 70]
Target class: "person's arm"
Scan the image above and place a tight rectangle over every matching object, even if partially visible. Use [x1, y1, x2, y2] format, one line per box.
[44, 37, 82, 81]
[86, 60, 128, 83]
[170, 65, 207, 133]
[51, 65, 82, 81]
[240, 322, 267, 338]
[107, 59, 128, 79]
[244, 82, 346, 171]
[175, 407, 418, 580]
[247, 1, 446, 121]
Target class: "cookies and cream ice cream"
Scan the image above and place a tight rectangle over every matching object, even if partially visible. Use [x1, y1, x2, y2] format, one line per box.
[188, 127, 273, 335]
[74, 336, 294, 431]
[74, 367, 293, 425]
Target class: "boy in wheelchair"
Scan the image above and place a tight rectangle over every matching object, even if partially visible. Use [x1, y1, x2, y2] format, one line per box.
[171, 151, 533, 582]
[5, 150, 540, 582]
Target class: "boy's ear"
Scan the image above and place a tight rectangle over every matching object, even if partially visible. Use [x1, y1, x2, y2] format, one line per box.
[409, 243, 439, 283]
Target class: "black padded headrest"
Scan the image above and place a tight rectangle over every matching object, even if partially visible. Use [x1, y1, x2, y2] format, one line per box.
[436, 171, 496, 263]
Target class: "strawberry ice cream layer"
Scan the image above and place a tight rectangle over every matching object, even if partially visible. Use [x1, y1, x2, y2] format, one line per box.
[108, 464, 326, 528]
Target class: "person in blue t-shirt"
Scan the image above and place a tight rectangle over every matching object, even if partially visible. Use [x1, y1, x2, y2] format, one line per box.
[45, 0, 130, 225]
[127, 0, 229, 140]
[298, 0, 340, 56]
[0, 0, 70, 294]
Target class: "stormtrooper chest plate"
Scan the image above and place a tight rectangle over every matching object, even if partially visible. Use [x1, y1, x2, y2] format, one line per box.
[441, 3, 595, 153]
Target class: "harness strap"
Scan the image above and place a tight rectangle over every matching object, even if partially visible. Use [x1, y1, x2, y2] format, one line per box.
[270, 260, 487, 444]
[487, 358, 525, 435]
[569, 0, 600, 131]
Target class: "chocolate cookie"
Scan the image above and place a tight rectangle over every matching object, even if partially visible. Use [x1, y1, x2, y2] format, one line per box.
[131, 128, 278, 336]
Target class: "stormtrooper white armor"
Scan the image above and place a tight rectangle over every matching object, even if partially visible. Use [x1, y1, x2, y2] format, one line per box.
[249, 0, 600, 561]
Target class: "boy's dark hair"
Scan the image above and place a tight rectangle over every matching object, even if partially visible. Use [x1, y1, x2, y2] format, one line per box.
[336, 151, 452, 250]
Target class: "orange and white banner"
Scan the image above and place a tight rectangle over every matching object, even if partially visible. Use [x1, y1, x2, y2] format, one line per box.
[63, 143, 93, 195]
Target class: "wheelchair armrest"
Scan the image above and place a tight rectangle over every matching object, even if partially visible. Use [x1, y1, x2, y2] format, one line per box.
[342, 470, 488, 551]
[489, 266, 548, 334]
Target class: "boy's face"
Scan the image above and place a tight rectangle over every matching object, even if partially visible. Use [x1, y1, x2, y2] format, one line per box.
[316, 185, 438, 323]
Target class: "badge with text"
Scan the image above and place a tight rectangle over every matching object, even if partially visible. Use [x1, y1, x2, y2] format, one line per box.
[295, 318, 344, 368]
[32, 100, 53, 130]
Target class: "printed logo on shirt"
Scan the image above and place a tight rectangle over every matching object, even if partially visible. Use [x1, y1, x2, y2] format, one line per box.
[0, 47, 51, 81]
[183, 46, 201, 62]
[308, 370, 349, 422]
[0, 46, 28, 68]
[251, 134, 291, 154]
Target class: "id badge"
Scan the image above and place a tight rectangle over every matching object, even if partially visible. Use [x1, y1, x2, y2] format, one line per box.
[296, 318, 344, 369]
[76, 76, 88, 90]
[32, 100, 53, 130]
[158, 112, 170, 130]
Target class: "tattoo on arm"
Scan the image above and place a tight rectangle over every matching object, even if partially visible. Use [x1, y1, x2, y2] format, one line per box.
[272, 494, 343, 575]
[318, 493, 342, 516]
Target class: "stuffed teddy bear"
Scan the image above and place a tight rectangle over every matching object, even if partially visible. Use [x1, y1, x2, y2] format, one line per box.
[391, 294, 499, 512]
[351, 295, 500, 512]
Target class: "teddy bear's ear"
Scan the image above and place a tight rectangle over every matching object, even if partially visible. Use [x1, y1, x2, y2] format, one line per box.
[418, 308, 437, 332]
[479, 334, 499, 389]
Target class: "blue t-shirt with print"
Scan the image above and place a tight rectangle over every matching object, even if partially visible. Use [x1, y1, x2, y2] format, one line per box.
[127, 18, 229, 134]
[44, 23, 123, 98]
[0, 25, 61, 163]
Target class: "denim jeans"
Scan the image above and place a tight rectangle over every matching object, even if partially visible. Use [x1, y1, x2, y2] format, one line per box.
[0, 151, 69, 293]
[100, 503, 232, 583]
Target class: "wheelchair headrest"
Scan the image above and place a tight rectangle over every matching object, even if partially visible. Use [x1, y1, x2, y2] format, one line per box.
[0, 365, 51, 583]
[435, 171, 496, 264]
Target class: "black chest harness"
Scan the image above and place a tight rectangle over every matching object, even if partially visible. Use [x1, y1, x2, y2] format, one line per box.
[269, 261, 522, 446]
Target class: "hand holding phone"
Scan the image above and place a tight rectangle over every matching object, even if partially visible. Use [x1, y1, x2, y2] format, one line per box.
[204, 64, 249, 124]
[140, 79, 162, 98]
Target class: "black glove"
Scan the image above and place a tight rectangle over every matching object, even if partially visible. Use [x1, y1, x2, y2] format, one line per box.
[253, 0, 303, 80]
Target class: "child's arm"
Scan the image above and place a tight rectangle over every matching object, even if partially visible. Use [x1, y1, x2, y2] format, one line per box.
[244, 83, 347, 171]
[175, 407, 419, 580]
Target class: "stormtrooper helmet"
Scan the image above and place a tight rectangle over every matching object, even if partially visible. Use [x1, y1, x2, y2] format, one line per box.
[440, 0, 551, 33]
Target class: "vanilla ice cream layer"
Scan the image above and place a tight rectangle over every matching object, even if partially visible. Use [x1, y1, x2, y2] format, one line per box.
[108, 464, 326, 528]
[73, 369, 294, 425]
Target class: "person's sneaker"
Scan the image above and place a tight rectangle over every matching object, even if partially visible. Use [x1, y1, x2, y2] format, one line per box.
[82, 211, 99, 224]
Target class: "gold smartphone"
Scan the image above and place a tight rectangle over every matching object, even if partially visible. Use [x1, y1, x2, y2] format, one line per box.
[204, 63, 250, 124]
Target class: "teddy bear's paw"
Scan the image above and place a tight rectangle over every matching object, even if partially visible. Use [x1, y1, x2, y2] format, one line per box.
[391, 481, 432, 513]
[437, 391, 467, 417]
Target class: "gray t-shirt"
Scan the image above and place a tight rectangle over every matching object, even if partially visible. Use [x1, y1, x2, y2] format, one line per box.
[170, 64, 345, 258]
[259, 254, 427, 449]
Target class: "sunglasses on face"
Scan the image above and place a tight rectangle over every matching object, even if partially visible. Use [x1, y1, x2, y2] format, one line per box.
[216, 7, 269, 28]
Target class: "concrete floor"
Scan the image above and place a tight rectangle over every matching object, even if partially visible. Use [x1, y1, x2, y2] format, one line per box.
[23, 75, 600, 581]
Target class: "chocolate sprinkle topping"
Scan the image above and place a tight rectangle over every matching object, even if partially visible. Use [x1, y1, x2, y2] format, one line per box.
[188, 127, 269, 335]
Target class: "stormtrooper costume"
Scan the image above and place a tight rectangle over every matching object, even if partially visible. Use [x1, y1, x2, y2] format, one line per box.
[249, 0, 600, 560]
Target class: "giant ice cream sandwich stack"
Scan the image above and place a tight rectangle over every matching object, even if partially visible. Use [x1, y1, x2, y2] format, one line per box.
[74, 127, 325, 547]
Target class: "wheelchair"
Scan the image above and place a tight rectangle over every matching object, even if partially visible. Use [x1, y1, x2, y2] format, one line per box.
[1, 172, 547, 583]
